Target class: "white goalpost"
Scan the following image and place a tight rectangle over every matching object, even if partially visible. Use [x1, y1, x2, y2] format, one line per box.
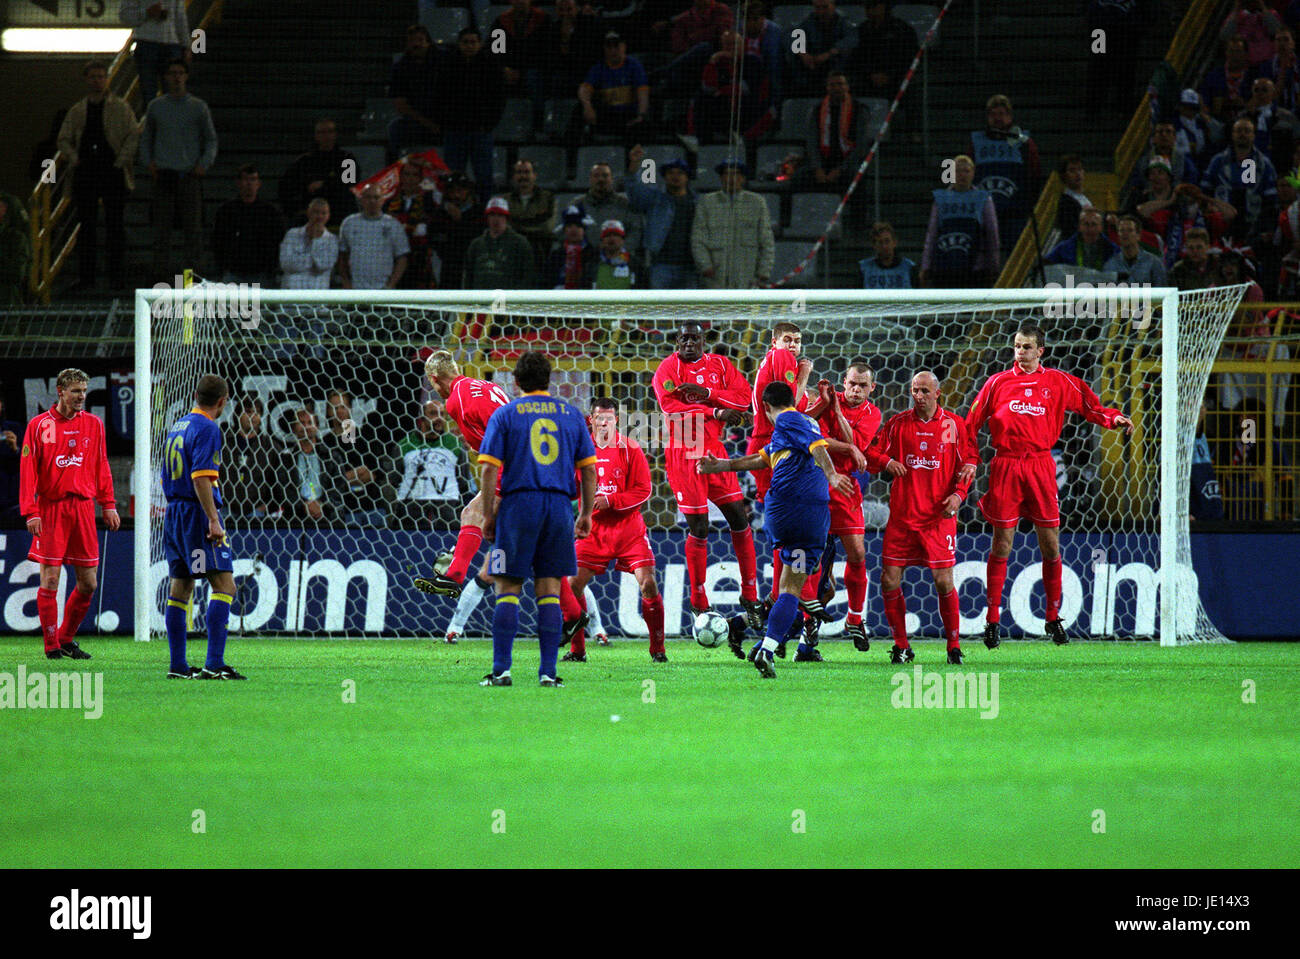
[133, 285, 1246, 646]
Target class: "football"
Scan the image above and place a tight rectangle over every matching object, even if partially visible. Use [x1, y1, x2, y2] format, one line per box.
[693, 610, 730, 648]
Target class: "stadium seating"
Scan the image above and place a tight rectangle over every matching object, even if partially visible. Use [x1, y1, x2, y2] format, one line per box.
[787, 192, 843, 239]
[893, 4, 940, 47]
[421, 7, 470, 43]
[517, 146, 568, 191]
[571, 145, 626, 188]
[493, 98, 535, 144]
[780, 98, 822, 140]
[347, 145, 388, 180]
[773, 240, 821, 286]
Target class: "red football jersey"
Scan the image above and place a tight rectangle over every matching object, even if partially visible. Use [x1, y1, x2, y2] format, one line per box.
[651, 352, 750, 454]
[19, 407, 115, 517]
[866, 406, 974, 530]
[751, 346, 807, 442]
[817, 393, 882, 474]
[446, 375, 510, 452]
[592, 432, 653, 522]
[965, 364, 1122, 457]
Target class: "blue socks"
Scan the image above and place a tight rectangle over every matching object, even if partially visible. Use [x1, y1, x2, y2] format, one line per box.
[491, 594, 520, 676]
[205, 591, 232, 669]
[766, 592, 800, 646]
[537, 596, 562, 679]
[165, 598, 188, 671]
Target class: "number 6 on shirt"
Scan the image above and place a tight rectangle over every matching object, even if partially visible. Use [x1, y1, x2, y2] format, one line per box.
[530, 418, 559, 465]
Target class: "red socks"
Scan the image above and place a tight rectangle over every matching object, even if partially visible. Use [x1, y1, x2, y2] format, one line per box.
[730, 528, 758, 602]
[685, 534, 709, 610]
[939, 588, 961, 650]
[770, 548, 783, 600]
[799, 574, 818, 600]
[844, 560, 868, 625]
[882, 587, 908, 647]
[445, 525, 483, 583]
[1043, 556, 1063, 621]
[58, 588, 93, 647]
[37, 587, 60, 653]
[642, 595, 665, 654]
[986, 555, 1008, 624]
[561, 578, 586, 655]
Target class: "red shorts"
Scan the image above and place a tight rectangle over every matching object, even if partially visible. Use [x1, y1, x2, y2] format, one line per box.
[881, 518, 957, 569]
[28, 497, 99, 568]
[575, 513, 656, 574]
[979, 453, 1060, 529]
[828, 478, 864, 535]
[666, 445, 742, 515]
[746, 431, 772, 501]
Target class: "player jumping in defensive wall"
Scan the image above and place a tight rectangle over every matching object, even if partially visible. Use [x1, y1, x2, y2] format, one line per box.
[698, 381, 855, 679]
[864, 371, 977, 665]
[561, 397, 667, 664]
[20, 367, 120, 660]
[964, 323, 1133, 648]
[476, 351, 598, 688]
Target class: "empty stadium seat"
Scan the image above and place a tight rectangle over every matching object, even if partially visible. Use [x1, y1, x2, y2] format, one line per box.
[892, 4, 940, 47]
[542, 99, 578, 141]
[788, 192, 844, 239]
[772, 240, 820, 286]
[347, 145, 388, 180]
[764, 192, 784, 235]
[493, 98, 534, 144]
[779, 98, 822, 141]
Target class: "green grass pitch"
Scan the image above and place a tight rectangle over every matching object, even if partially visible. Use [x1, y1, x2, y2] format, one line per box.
[2, 635, 1297, 868]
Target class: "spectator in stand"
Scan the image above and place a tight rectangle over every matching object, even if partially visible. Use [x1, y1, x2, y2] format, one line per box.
[1219, 0, 1282, 67]
[428, 172, 483, 290]
[577, 160, 642, 256]
[1219, 305, 1291, 433]
[279, 119, 359, 229]
[434, 28, 505, 206]
[120, 0, 189, 107]
[1174, 88, 1224, 167]
[280, 198, 338, 289]
[1045, 208, 1120, 271]
[1201, 36, 1253, 123]
[1241, 76, 1300, 167]
[742, 3, 785, 135]
[1103, 213, 1168, 285]
[650, 0, 733, 98]
[1130, 158, 1235, 267]
[493, 0, 552, 121]
[387, 25, 441, 163]
[859, 220, 917, 288]
[58, 60, 138, 292]
[1257, 26, 1300, 111]
[212, 165, 284, 287]
[504, 157, 557, 275]
[1189, 401, 1225, 523]
[140, 59, 217, 282]
[320, 390, 388, 529]
[547, 0, 605, 100]
[391, 398, 468, 530]
[384, 159, 440, 289]
[577, 32, 651, 148]
[1129, 119, 1200, 194]
[789, 0, 858, 96]
[542, 203, 599, 288]
[920, 154, 999, 288]
[970, 94, 1040, 258]
[0, 392, 21, 521]
[285, 407, 327, 522]
[1202, 115, 1279, 249]
[222, 396, 290, 521]
[1056, 155, 1094, 235]
[797, 72, 868, 193]
[1169, 226, 1220, 289]
[594, 219, 636, 288]
[847, 1, 916, 104]
[623, 145, 699, 288]
[693, 29, 768, 143]
[464, 197, 535, 288]
[691, 159, 775, 288]
[0, 195, 29, 307]
[339, 184, 410, 290]
[1084, 0, 1146, 116]
[1217, 247, 1266, 301]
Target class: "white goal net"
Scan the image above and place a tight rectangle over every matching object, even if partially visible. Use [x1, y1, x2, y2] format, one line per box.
[133, 285, 1245, 645]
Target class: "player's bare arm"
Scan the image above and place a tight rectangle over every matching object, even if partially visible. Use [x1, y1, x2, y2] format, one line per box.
[479, 462, 500, 537]
[576, 463, 597, 540]
[812, 444, 855, 497]
[192, 476, 225, 542]
[696, 452, 768, 474]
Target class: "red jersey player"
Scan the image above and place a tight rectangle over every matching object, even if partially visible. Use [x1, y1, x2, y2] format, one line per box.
[747, 322, 813, 503]
[802, 361, 880, 652]
[560, 398, 667, 663]
[651, 322, 763, 627]
[19, 368, 121, 659]
[416, 351, 510, 607]
[964, 323, 1133, 648]
[865, 371, 977, 664]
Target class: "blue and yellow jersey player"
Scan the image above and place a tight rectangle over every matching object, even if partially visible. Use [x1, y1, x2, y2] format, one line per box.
[699, 381, 855, 679]
[160, 374, 245, 680]
[476, 351, 598, 687]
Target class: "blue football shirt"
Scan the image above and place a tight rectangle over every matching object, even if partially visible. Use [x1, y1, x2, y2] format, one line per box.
[478, 392, 596, 496]
[763, 409, 830, 507]
[161, 409, 223, 506]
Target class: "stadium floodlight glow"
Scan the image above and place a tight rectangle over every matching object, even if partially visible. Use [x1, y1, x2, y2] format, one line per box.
[0, 28, 132, 53]
[133, 284, 1246, 646]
